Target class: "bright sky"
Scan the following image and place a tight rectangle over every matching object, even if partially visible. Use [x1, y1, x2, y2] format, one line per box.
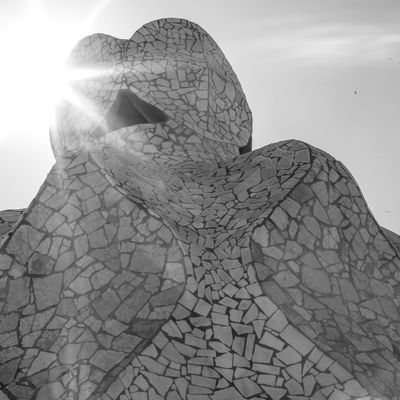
[0, 0, 399, 233]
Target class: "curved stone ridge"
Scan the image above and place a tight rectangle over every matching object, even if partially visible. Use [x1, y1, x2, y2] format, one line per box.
[383, 228, 400, 254]
[0, 18, 399, 400]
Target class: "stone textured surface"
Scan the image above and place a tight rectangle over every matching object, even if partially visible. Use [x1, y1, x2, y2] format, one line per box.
[0, 17, 400, 400]
[0, 210, 24, 244]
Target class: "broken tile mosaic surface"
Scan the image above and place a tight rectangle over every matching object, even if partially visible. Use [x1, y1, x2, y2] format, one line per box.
[0, 17, 400, 400]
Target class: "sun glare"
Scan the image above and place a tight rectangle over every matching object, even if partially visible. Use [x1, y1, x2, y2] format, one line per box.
[0, 13, 70, 136]
[0, 0, 111, 143]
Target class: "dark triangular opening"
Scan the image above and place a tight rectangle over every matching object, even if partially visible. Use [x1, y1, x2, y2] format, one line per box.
[239, 136, 252, 155]
[94, 89, 168, 135]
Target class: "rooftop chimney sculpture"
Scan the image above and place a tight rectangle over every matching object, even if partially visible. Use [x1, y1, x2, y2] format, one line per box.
[0, 18, 399, 400]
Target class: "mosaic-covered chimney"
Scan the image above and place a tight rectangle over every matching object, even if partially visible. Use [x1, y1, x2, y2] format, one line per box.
[0, 18, 399, 400]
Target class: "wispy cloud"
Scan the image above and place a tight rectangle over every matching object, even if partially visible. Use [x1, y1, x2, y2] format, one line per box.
[242, 20, 400, 65]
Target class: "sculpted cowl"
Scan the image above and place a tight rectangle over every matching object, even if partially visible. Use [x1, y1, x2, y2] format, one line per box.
[0, 18, 399, 400]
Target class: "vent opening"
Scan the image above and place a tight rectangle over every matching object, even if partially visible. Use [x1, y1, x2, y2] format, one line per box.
[239, 136, 252, 155]
[94, 89, 168, 135]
